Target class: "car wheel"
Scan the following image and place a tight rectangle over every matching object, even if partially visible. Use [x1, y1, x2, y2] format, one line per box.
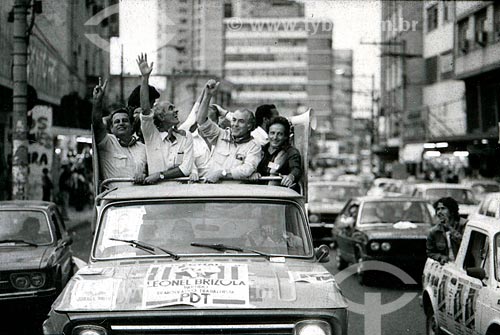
[425, 308, 442, 335]
[336, 255, 348, 270]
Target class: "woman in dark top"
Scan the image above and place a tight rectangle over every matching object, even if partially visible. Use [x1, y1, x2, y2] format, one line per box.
[252, 116, 302, 188]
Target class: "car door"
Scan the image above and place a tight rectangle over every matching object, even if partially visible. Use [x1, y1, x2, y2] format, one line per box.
[335, 201, 360, 263]
[447, 229, 488, 335]
[49, 207, 73, 286]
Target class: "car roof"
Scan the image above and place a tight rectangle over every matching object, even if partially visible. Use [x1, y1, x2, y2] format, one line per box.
[309, 181, 361, 187]
[413, 183, 471, 190]
[463, 180, 499, 185]
[0, 200, 53, 210]
[467, 216, 500, 234]
[350, 196, 427, 203]
[101, 183, 302, 201]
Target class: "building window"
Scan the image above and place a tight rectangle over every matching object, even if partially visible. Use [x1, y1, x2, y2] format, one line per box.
[475, 9, 488, 47]
[439, 52, 453, 80]
[495, 3, 500, 42]
[427, 4, 438, 32]
[458, 18, 469, 54]
[443, 0, 451, 22]
[425, 56, 438, 85]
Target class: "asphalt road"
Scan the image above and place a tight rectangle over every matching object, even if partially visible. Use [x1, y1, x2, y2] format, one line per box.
[67, 220, 427, 335]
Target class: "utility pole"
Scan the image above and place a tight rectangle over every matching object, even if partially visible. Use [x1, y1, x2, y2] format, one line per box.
[120, 43, 124, 104]
[370, 74, 375, 172]
[11, 0, 29, 200]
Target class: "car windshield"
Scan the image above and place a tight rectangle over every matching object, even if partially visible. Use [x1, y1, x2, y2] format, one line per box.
[472, 184, 500, 193]
[94, 201, 310, 259]
[426, 188, 476, 205]
[0, 210, 52, 245]
[309, 185, 361, 202]
[359, 201, 433, 224]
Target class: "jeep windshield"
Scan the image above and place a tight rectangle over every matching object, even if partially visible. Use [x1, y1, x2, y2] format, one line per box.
[94, 200, 311, 259]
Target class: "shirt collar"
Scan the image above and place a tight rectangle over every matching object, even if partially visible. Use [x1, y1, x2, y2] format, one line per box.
[221, 130, 253, 144]
[160, 131, 177, 144]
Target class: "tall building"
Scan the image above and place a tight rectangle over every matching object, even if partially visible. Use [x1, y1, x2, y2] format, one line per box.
[453, 1, 500, 177]
[379, 0, 424, 175]
[224, 1, 336, 135]
[332, 49, 353, 140]
[155, 0, 230, 119]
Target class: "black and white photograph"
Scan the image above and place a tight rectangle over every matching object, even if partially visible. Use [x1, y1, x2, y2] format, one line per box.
[0, 1, 500, 334]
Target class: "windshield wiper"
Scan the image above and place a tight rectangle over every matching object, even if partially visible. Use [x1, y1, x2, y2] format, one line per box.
[191, 242, 273, 260]
[0, 239, 38, 247]
[109, 238, 179, 260]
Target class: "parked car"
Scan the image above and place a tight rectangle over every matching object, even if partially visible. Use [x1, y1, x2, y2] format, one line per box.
[366, 178, 403, 197]
[421, 215, 500, 335]
[334, 197, 434, 285]
[411, 183, 479, 218]
[308, 181, 364, 247]
[462, 179, 500, 202]
[0, 201, 75, 316]
[43, 182, 348, 335]
[469, 192, 500, 220]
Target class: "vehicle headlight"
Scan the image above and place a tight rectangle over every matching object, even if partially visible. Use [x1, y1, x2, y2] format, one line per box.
[30, 272, 46, 288]
[72, 325, 108, 335]
[294, 320, 331, 335]
[370, 242, 380, 251]
[309, 214, 320, 223]
[11, 274, 30, 289]
[381, 242, 391, 251]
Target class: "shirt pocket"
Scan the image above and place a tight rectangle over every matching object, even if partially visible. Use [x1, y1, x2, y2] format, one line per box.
[175, 151, 185, 166]
[213, 147, 230, 165]
[113, 154, 128, 169]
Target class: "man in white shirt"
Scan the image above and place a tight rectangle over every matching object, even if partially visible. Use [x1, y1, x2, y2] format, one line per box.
[196, 80, 261, 183]
[91, 78, 147, 188]
[137, 53, 193, 184]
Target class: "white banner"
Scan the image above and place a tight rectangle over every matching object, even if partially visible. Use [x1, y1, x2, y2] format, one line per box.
[143, 263, 250, 308]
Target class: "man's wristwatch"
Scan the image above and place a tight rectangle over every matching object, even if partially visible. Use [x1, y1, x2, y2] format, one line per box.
[221, 169, 227, 178]
[159, 171, 165, 180]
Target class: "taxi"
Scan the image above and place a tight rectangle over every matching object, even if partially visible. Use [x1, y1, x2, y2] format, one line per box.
[421, 216, 500, 335]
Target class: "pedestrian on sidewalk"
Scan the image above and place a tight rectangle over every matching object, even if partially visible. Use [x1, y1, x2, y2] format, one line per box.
[42, 168, 53, 202]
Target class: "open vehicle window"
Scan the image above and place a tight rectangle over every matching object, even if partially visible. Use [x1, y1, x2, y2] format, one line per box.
[0, 210, 52, 245]
[463, 231, 488, 275]
[94, 201, 310, 259]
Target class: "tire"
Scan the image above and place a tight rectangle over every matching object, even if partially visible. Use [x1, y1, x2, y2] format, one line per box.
[336, 255, 348, 270]
[425, 308, 442, 335]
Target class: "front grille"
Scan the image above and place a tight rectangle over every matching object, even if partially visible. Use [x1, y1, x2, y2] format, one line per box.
[67, 312, 345, 335]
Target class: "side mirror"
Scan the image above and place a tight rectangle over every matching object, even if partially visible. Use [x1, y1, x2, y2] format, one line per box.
[315, 244, 330, 263]
[466, 267, 486, 281]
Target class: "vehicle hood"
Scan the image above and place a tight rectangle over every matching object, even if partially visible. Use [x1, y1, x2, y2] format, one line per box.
[53, 258, 347, 312]
[358, 223, 430, 240]
[308, 202, 344, 214]
[0, 246, 52, 270]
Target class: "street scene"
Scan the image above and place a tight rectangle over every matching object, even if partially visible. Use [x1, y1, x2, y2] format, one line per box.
[1, 0, 500, 335]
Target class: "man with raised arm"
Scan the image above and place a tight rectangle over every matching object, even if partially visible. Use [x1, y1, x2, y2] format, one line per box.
[196, 79, 261, 183]
[92, 78, 147, 187]
[137, 53, 193, 184]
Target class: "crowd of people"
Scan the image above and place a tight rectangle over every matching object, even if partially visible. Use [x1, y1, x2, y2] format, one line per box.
[92, 53, 303, 190]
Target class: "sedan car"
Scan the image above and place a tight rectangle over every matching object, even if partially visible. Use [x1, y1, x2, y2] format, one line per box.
[411, 183, 479, 218]
[308, 181, 364, 247]
[0, 201, 74, 315]
[461, 179, 500, 202]
[334, 197, 434, 285]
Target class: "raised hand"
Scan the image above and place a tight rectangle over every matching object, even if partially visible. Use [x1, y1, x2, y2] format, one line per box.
[205, 79, 220, 96]
[136, 53, 154, 77]
[93, 77, 108, 104]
